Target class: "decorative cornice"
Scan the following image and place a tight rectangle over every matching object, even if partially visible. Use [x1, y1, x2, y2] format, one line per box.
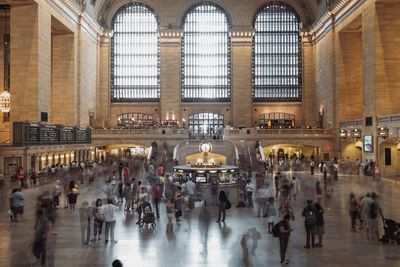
[61, 0, 102, 37]
[229, 28, 255, 45]
[159, 30, 183, 38]
[307, 0, 364, 43]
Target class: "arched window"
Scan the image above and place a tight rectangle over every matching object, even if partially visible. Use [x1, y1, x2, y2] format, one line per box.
[111, 3, 160, 102]
[253, 3, 302, 102]
[182, 2, 231, 102]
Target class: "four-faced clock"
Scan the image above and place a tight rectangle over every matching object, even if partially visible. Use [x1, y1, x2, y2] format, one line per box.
[200, 142, 212, 153]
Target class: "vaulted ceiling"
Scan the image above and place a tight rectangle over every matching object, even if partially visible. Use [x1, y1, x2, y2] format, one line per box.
[92, 0, 332, 29]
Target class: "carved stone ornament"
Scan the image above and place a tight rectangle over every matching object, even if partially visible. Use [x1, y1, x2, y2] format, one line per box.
[78, 0, 87, 10]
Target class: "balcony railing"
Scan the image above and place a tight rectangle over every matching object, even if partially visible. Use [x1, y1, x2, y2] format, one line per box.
[224, 128, 333, 137]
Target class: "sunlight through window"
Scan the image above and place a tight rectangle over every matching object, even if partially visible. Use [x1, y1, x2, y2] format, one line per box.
[111, 4, 160, 101]
[182, 3, 231, 102]
[253, 3, 302, 102]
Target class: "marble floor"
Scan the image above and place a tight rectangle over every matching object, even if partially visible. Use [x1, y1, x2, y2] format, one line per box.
[1, 171, 400, 267]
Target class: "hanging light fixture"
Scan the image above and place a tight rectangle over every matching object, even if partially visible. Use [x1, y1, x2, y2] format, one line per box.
[0, 90, 10, 112]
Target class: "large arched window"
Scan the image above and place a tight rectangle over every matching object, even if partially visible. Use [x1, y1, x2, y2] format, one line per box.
[182, 3, 231, 102]
[253, 3, 302, 102]
[111, 3, 160, 102]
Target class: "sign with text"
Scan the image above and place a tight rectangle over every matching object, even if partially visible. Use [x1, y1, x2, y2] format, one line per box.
[13, 122, 91, 146]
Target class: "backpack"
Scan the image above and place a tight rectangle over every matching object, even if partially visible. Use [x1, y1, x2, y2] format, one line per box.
[272, 222, 281, 238]
[305, 209, 317, 226]
[226, 199, 232, 210]
[370, 202, 378, 219]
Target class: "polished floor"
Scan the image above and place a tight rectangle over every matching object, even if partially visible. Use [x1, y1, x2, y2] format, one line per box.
[1, 171, 400, 267]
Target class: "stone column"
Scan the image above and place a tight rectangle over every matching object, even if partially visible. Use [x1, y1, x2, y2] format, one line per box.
[159, 30, 182, 122]
[51, 32, 75, 125]
[302, 34, 316, 126]
[230, 28, 253, 128]
[10, 3, 51, 122]
[97, 34, 111, 127]
[362, 2, 377, 162]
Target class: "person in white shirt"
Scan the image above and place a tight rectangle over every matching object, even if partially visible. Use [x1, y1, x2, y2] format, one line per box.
[245, 180, 255, 208]
[101, 199, 118, 245]
[184, 178, 196, 210]
[185, 178, 195, 196]
[289, 177, 300, 201]
[256, 184, 270, 217]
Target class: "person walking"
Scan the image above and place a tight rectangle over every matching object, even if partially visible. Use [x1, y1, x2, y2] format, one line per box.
[314, 202, 325, 247]
[68, 182, 79, 211]
[256, 184, 269, 217]
[101, 199, 118, 245]
[289, 177, 299, 201]
[92, 199, 103, 242]
[30, 166, 37, 187]
[245, 179, 255, 208]
[349, 193, 359, 232]
[174, 186, 184, 223]
[302, 200, 317, 248]
[184, 178, 196, 209]
[32, 209, 50, 266]
[216, 190, 230, 222]
[10, 188, 24, 222]
[368, 192, 383, 241]
[165, 198, 175, 233]
[322, 162, 328, 183]
[278, 214, 293, 264]
[210, 178, 219, 206]
[360, 192, 373, 231]
[315, 181, 323, 204]
[264, 197, 278, 233]
[152, 182, 162, 219]
[79, 201, 91, 246]
[310, 159, 315, 175]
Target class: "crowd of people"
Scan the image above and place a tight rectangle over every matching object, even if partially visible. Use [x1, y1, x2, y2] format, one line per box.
[6, 147, 392, 266]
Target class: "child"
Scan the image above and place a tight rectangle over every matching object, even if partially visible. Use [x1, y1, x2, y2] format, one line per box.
[165, 198, 175, 233]
[264, 197, 278, 233]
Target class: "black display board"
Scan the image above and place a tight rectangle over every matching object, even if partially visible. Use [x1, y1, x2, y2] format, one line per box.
[13, 122, 91, 146]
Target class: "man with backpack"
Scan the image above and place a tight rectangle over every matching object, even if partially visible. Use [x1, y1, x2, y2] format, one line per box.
[368, 192, 383, 241]
[273, 214, 293, 264]
[302, 200, 317, 248]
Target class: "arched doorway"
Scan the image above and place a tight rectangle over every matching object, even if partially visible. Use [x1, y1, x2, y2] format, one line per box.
[188, 113, 224, 137]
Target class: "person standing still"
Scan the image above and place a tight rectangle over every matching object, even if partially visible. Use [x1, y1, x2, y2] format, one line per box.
[278, 214, 293, 264]
[310, 159, 315, 175]
[79, 201, 91, 246]
[302, 200, 317, 248]
[152, 182, 162, 219]
[314, 202, 325, 247]
[245, 180, 255, 208]
[101, 199, 118, 245]
[210, 178, 219, 206]
[216, 190, 229, 222]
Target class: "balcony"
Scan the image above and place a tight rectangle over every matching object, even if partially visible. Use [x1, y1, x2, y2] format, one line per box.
[224, 128, 333, 139]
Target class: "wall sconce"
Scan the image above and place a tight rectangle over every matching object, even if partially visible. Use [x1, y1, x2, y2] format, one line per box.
[377, 127, 388, 138]
[351, 129, 361, 138]
[339, 129, 347, 138]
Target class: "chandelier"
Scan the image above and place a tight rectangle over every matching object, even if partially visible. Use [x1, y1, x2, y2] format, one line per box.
[0, 91, 10, 112]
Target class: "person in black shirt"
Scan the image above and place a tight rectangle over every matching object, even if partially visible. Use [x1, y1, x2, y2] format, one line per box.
[302, 200, 317, 248]
[279, 214, 293, 264]
[314, 202, 325, 247]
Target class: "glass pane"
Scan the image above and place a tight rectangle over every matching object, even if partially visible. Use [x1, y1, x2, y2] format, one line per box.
[182, 3, 231, 102]
[111, 4, 160, 101]
[252, 3, 302, 102]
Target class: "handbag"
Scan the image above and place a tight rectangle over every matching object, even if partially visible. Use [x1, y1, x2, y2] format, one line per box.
[225, 199, 231, 210]
[175, 210, 182, 218]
